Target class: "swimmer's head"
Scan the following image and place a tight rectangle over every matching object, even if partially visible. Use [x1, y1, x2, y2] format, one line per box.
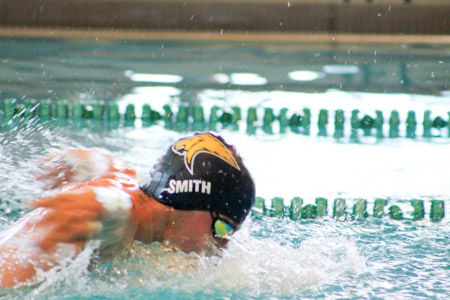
[140, 132, 255, 227]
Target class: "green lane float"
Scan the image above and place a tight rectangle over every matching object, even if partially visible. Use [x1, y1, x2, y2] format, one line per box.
[430, 200, 445, 222]
[302, 204, 316, 219]
[176, 105, 189, 132]
[353, 198, 368, 219]
[220, 111, 232, 129]
[333, 198, 347, 219]
[318, 109, 328, 137]
[375, 110, 384, 139]
[263, 108, 275, 134]
[56, 101, 69, 120]
[432, 115, 446, 134]
[350, 109, 360, 142]
[4, 99, 17, 120]
[107, 103, 120, 129]
[72, 102, 83, 121]
[209, 106, 220, 132]
[448, 112, 450, 138]
[289, 197, 303, 220]
[163, 105, 173, 130]
[315, 197, 328, 217]
[406, 110, 416, 139]
[250, 197, 447, 222]
[141, 104, 161, 127]
[389, 110, 400, 138]
[423, 111, 432, 138]
[24, 100, 38, 118]
[93, 103, 104, 120]
[55, 101, 69, 126]
[246, 107, 257, 135]
[81, 104, 94, 120]
[389, 205, 403, 220]
[141, 104, 153, 127]
[231, 106, 241, 131]
[278, 108, 288, 134]
[301, 108, 311, 136]
[373, 198, 387, 218]
[361, 115, 374, 137]
[124, 104, 136, 127]
[334, 110, 345, 139]
[192, 106, 206, 131]
[270, 197, 284, 217]
[411, 199, 425, 221]
[289, 113, 301, 134]
[252, 197, 266, 216]
[39, 101, 52, 121]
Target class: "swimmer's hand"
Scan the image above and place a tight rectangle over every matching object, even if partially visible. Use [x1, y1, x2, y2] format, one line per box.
[36, 148, 117, 190]
[33, 187, 134, 252]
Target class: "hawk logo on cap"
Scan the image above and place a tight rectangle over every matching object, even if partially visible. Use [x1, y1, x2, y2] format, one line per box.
[172, 134, 241, 175]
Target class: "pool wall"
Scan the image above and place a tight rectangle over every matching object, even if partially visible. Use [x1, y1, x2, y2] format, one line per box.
[1, 0, 449, 35]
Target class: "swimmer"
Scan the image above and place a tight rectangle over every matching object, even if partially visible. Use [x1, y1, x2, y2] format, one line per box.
[0, 132, 255, 287]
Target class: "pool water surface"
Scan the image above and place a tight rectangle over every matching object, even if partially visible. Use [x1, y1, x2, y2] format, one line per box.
[0, 33, 449, 299]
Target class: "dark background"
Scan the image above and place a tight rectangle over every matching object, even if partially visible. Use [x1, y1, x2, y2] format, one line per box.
[1, 0, 449, 35]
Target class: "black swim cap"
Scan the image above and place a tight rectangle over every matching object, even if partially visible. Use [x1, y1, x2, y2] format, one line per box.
[140, 132, 255, 225]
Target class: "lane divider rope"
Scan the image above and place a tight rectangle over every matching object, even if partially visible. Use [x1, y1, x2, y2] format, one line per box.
[252, 197, 446, 222]
[1, 99, 449, 140]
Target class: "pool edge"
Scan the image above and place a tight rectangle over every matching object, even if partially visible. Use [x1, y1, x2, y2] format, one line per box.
[1, 27, 450, 44]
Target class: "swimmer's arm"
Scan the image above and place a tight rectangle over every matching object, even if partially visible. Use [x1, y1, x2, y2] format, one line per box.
[36, 148, 137, 190]
[0, 186, 136, 287]
[32, 187, 137, 253]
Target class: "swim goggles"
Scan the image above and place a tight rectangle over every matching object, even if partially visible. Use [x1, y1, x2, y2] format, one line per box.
[211, 212, 237, 239]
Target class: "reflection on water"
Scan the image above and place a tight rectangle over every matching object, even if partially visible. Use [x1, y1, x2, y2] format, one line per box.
[0, 37, 448, 102]
[125, 71, 184, 84]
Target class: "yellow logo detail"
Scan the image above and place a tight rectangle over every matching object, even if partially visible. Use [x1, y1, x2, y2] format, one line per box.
[172, 134, 240, 175]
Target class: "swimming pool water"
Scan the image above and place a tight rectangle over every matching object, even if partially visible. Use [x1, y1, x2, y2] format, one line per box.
[0, 33, 448, 100]
[0, 34, 449, 299]
[0, 123, 449, 299]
